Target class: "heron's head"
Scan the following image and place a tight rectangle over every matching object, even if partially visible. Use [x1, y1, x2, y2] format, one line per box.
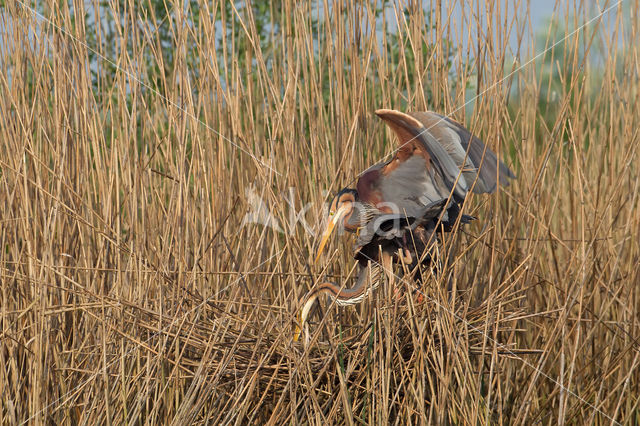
[293, 292, 319, 343]
[315, 188, 358, 263]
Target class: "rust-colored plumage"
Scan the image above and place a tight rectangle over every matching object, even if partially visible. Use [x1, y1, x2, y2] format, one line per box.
[294, 109, 514, 342]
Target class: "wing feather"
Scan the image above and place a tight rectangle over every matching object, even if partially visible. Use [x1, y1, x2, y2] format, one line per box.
[375, 109, 468, 200]
[429, 112, 515, 193]
[408, 111, 481, 191]
[355, 109, 514, 232]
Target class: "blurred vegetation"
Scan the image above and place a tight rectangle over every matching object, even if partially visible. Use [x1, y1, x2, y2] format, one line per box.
[17, 1, 462, 114]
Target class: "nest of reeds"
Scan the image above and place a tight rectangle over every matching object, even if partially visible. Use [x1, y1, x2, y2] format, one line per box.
[103, 274, 541, 423]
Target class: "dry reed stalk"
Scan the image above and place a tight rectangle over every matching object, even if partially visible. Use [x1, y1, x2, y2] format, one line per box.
[1, 0, 639, 423]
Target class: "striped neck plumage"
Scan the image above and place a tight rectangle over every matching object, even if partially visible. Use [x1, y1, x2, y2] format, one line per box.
[345, 201, 378, 231]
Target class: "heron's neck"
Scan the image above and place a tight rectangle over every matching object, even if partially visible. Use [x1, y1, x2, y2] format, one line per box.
[313, 263, 382, 306]
[344, 202, 378, 231]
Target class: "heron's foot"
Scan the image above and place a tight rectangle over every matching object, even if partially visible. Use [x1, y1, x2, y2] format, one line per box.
[392, 286, 425, 304]
[393, 285, 403, 302]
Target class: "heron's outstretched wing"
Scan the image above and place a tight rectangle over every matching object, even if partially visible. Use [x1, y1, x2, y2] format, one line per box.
[378, 109, 468, 197]
[409, 111, 515, 193]
[356, 109, 514, 218]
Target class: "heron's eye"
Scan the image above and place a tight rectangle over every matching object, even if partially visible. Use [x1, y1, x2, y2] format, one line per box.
[329, 211, 335, 216]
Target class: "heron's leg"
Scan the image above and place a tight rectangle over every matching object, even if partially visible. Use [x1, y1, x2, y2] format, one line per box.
[380, 250, 395, 285]
[378, 248, 398, 304]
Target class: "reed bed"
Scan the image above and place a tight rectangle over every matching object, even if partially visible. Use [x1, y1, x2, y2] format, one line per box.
[1, 0, 639, 423]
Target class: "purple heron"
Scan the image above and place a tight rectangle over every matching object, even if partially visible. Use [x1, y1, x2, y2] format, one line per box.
[294, 109, 514, 341]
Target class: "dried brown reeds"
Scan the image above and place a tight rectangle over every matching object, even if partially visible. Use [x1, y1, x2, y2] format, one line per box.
[1, 0, 639, 423]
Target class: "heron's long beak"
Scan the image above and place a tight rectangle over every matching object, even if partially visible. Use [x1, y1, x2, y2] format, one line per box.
[315, 205, 349, 264]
